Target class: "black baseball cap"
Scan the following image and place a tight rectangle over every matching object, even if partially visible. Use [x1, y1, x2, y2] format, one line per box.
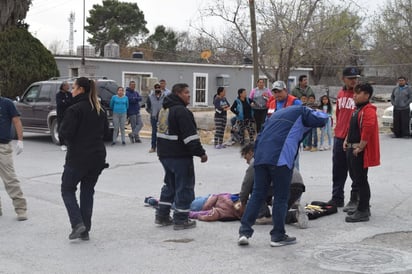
[342, 67, 360, 78]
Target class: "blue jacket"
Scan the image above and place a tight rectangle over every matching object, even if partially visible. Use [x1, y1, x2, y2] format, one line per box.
[254, 105, 328, 169]
[110, 95, 129, 114]
[126, 87, 142, 116]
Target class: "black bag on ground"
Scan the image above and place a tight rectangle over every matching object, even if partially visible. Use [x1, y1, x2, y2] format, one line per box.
[305, 201, 337, 220]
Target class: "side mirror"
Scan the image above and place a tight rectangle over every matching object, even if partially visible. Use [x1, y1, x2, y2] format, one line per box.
[15, 96, 20, 102]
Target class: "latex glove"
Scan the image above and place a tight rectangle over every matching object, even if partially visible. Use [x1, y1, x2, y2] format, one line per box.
[15, 140, 24, 155]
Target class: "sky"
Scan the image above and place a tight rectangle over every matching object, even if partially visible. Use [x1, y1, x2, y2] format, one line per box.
[25, 0, 383, 53]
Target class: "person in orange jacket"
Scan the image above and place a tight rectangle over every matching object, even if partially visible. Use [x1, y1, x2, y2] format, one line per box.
[266, 81, 300, 118]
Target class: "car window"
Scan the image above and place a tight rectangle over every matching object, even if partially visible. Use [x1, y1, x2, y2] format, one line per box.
[38, 84, 53, 102]
[23, 85, 40, 103]
[96, 81, 118, 107]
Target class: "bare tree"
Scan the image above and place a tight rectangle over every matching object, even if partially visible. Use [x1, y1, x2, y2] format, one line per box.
[370, 0, 412, 78]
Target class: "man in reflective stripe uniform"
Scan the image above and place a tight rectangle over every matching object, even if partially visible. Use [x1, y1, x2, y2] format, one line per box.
[155, 83, 208, 230]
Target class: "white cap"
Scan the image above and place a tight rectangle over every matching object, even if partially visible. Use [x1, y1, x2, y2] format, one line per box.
[272, 81, 286, 91]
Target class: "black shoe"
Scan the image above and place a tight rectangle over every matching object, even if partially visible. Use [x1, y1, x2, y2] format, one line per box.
[69, 223, 86, 240]
[327, 199, 344, 207]
[173, 219, 196, 230]
[343, 200, 358, 212]
[155, 215, 173, 226]
[122, 141, 126, 145]
[345, 210, 370, 222]
[135, 138, 142, 143]
[80, 231, 89, 241]
[347, 207, 371, 216]
[128, 133, 135, 143]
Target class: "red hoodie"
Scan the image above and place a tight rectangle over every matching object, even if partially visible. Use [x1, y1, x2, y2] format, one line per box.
[335, 88, 356, 138]
[357, 103, 380, 168]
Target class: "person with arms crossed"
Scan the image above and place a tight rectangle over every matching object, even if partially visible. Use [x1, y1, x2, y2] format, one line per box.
[126, 80, 143, 143]
[391, 76, 412, 138]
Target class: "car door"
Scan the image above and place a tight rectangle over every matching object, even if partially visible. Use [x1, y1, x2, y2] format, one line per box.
[32, 83, 53, 128]
[15, 84, 40, 128]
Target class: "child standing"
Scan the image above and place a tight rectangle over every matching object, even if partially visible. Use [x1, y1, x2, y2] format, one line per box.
[304, 95, 318, 151]
[319, 95, 333, 150]
[344, 83, 380, 222]
[214, 87, 230, 149]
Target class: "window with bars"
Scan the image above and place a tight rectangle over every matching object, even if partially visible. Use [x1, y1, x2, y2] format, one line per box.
[193, 73, 208, 106]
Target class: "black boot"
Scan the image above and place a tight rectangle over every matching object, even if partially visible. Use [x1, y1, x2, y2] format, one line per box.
[343, 191, 359, 212]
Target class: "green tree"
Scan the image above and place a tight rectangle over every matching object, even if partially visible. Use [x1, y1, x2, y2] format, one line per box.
[0, 27, 59, 98]
[0, 0, 31, 31]
[146, 25, 178, 61]
[86, 0, 149, 56]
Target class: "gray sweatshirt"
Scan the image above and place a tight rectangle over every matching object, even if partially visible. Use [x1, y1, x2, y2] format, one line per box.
[391, 85, 412, 110]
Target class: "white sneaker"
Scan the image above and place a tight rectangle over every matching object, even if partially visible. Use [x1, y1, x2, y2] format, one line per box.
[319, 146, 325, 151]
[238, 235, 249, 246]
[324, 145, 330, 150]
[60, 145, 67, 151]
[296, 203, 308, 229]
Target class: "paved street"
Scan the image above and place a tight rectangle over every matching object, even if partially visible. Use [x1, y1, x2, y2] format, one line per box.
[1, 133, 412, 273]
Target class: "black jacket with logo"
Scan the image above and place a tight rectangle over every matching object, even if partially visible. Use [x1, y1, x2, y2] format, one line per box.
[59, 93, 108, 171]
[157, 94, 206, 158]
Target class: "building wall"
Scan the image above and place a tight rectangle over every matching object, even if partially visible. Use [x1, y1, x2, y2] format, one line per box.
[54, 56, 311, 107]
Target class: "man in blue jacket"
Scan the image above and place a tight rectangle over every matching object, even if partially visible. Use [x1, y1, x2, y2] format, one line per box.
[238, 105, 328, 247]
[126, 81, 143, 143]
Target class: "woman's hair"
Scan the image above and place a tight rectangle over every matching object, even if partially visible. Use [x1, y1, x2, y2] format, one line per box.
[217, 86, 225, 95]
[319, 95, 332, 113]
[237, 88, 246, 97]
[75, 77, 102, 114]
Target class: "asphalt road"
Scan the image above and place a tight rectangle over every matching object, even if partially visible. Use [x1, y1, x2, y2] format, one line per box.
[1, 133, 412, 274]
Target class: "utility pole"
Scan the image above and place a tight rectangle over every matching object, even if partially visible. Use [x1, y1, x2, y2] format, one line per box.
[81, 0, 85, 66]
[249, 0, 259, 83]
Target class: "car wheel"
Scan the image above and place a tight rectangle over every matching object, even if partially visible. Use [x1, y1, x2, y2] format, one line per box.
[50, 119, 61, 145]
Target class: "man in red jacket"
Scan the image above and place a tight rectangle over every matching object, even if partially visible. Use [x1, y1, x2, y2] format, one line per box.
[328, 67, 360, 210]
[344, 83, 380, 222]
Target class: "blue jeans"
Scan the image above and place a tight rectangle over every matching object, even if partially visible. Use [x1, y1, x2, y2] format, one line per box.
[332, 137, 357, 201]
[150, 117, 158, 149]
[157, 157, 195, 223]
[129, 113, 143, 138]
[239, 165, 293, 241]
[320, 117, 332, 147]
[61, 165, 102, 231]
[113, 113, 127, 143]
[306, 128, 318, 147]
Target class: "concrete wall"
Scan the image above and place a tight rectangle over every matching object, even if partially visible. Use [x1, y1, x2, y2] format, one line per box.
[54, 56, 312, 107]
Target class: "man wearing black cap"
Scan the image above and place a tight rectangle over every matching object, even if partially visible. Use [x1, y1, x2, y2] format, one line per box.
[328, 67, 360, 212]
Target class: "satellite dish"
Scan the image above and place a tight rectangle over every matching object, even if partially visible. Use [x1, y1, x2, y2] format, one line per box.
[200, 49, 212, 62]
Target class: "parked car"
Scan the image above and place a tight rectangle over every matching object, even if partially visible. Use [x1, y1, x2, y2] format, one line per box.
[14, 77, 118, 145]
[381, 103, 412, 134]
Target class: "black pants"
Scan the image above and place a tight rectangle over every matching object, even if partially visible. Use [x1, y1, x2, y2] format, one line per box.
[393, 108, 410, 137]
[253, 109, 267, 133]
[332, 137, 357, 202]
[346, 149, 370, 211]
